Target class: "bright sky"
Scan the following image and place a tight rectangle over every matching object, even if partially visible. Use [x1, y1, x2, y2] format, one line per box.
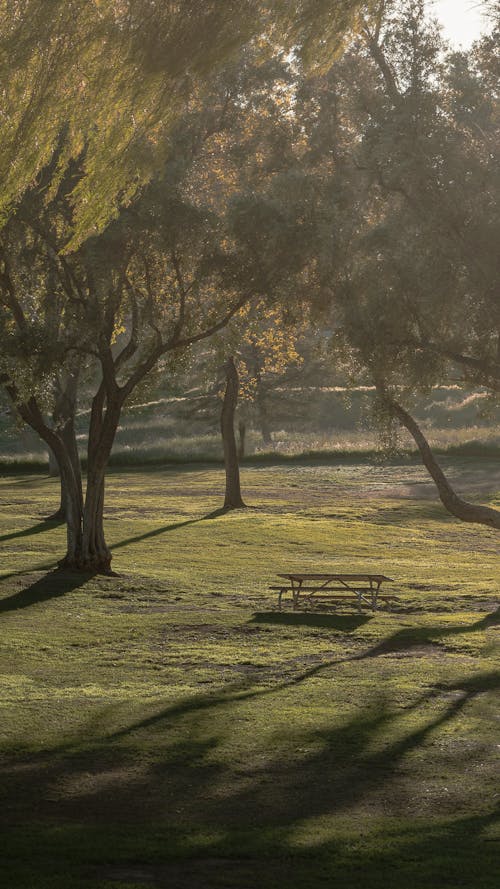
[431, 0, 488, 47]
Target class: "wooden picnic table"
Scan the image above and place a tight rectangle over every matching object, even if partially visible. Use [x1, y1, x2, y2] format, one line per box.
[270, 573, 396, 612]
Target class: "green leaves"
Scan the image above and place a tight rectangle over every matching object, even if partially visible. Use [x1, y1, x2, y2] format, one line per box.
[0, 1, 367, 249]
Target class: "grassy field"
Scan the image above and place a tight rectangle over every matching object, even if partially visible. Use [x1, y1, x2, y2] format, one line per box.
[1, 460, 499, 888]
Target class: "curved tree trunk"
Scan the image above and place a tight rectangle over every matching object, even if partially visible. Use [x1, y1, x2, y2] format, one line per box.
[46, 374, 83, 522]
[8, 374, 117, 573]
[11, 392, 85, 559]
[221, 357, 246, 510]
[389, 397, 500, 529]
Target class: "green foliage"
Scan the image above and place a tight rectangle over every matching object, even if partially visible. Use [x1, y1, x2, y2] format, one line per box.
[287, 0, 499, 423]
[0, 0, 367, 248]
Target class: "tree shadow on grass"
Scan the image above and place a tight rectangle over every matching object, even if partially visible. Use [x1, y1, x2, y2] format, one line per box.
[63, 603, 497, 754]
[361, 607, 500, 659]
[0, 518, 64, 544]
[87, 613, 499, 753]
[110, 508, 228, 552]
[0, 569, 95, 614]
[1, 667, 499, 889]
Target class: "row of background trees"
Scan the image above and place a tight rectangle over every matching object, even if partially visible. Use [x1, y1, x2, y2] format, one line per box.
[1, 0, 498, 570]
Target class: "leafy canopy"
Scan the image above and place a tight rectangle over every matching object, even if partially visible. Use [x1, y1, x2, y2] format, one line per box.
[0, 0, 370, 248]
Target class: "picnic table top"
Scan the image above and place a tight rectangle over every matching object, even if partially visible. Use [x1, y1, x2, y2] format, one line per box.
[277, 573, 393, 583]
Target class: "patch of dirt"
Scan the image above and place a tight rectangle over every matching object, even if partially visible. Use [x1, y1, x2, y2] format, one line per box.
[116, 605, 217, 613]
[383, 643, 445, 659]
[158, 624, 271, 639]
[469, 599, 500, 611]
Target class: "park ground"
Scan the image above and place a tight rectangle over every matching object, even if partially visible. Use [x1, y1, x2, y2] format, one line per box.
[0, 459, 499, 888]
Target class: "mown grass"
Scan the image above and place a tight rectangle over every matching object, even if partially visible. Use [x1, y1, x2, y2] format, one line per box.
[0, 461, 499, 888]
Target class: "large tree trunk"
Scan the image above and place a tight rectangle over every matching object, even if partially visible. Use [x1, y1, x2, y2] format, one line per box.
[60, 386, 122, 573]
[221, 357, 246, 510]
[389, 397, 500, 528]
[73, 469, 111, 572]
[8, 375, 119, 573]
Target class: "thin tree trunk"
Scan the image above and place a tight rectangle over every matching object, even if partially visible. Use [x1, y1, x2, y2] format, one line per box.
[389, 397, 500, 528]
[5, 379, 84, 549]
[46, 373, 83, 522]
[221, 357, 246, 510]
[238, 419, 246, 461]
[256, 386, 272, 446]
[60, 454, 84, 565]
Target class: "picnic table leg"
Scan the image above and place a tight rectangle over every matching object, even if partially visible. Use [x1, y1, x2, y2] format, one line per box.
[292, 579, 302, 610]
[356, 590, 363, 613]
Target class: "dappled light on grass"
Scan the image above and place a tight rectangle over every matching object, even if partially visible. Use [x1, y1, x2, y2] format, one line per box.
[0, 463, 499, 887]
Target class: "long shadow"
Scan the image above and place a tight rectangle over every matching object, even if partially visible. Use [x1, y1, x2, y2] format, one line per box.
[26, 605, 499, 760]
[361, 607, 500, 659]
[1, 610, 498, 887]
[4, 667, 498, 846]
[110, 508, 227, 551]
[0, 518, 64, 544]
[98, 609, 500, 746]
[0, 569, 95, 614]
[0, 560, 58, 583]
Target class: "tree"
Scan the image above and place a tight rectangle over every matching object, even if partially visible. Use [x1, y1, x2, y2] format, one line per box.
[0, 0, 369, 247]
[299, 0, 500, 528]
[231, 301, 304, 449]
[0, 50, 310, 569]
[220, 357, 246, 510]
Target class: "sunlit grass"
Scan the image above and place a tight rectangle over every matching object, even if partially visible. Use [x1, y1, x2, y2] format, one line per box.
[0, 462, 498, 887]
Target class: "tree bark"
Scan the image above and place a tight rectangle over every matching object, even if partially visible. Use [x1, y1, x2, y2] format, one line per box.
[6, 373, 117, 572]
[389, 397, 500, 529]
[11, 392, 85, 557]
[238, 419, 246, 461]
[221, 357, 246, 510]
[256, 385, 272, 446]
[48, 449, 59, 478]
[60, 385, 122, 573]
[45, 373, 82, 522]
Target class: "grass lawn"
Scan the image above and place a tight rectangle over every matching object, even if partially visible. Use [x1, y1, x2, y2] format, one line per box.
[0, 460, 499, 888]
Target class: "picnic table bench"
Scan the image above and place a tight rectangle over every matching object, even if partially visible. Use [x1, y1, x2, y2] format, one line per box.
[270, 573, 397, 612]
